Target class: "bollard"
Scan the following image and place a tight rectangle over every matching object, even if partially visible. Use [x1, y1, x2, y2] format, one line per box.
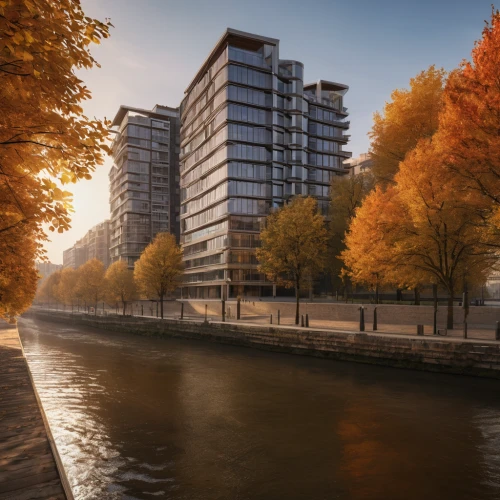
[359, 307, 365, 332]
[180, 302, 184, 320]
[433, 284, 438, 335]
[222, 299, 226, 322]
[270, 314, 273, 325]
[237, 298, 241, 320]
[464, 322, 468, 339]
[417, 324, 424, 336]
[277, 309, 280, 325]
[305, 314, 309, 328]
[373, 307, 377, 331]
[301, 315, 305, 327]
[496, 321, 500, 341]
[205, 304, 208, 323]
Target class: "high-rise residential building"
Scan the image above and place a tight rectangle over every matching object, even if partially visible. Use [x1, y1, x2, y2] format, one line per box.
[62, 220, 110, 269]
[179, 29, 351, 299]
[109, 105, 180, 268]
[87, 220, 111, 268]
[63, 238, 87, 269]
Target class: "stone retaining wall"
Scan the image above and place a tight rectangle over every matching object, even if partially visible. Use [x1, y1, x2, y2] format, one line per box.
[30, 309, 500, 379]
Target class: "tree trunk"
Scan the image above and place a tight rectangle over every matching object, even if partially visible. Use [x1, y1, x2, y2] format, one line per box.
[375, 284, 379, 304]
[414, 288, 420, 305]
[447, 294, 454, 330]
[160, 293, 164, 319]
[122, 301, 126, 316]
[295, 285, 300, 325]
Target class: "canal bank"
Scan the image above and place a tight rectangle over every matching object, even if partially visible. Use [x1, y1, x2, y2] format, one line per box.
[0, 322, 73, 500]
[31, 309, 500, 379]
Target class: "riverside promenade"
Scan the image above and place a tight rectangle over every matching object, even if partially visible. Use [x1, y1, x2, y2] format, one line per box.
[0, 322, 72, 500]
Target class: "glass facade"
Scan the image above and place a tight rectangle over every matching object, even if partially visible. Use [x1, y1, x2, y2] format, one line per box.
[109, 105, 180, 268]
[180, 30, 351, 299]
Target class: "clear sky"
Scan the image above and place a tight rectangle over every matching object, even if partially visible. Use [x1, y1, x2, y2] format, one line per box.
[44, 0, 495, 263]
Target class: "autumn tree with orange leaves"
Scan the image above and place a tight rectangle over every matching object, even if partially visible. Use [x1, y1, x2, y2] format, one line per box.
[344, 136, 497, 329]
[370, 66, 446, 185]
[438, 8, 500, 231]
[344, 8, 500, 328]
[0, 0, 111, 320]
[257, 197, 328, 325]
[134, 234, 184, 320]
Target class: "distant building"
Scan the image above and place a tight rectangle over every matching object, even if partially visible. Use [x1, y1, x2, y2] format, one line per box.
[62, 220, 110, 269]
[36, 261, 62, 280]
[108, 105, 180, 268]
[344, 153, 373, 176]
[179, 28, 351, 299]
[87, 220, 111, 269]
[486, 271, 500, 299]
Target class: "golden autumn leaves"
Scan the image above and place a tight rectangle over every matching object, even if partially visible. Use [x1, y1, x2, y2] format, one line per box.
[134, 233, 184, 319]
[0, 0, 112, 320]
[342, 9, 500, 328]
[38, 234, 183, 318]
[257, 197, 328, 324]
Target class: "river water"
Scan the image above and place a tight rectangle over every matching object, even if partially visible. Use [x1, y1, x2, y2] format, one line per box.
[18, 317, 500, 500]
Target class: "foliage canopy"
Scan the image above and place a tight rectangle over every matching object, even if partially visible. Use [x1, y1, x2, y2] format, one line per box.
[0, 0, 111, 320]
[134, 233, 183, 319]
[256, 196, 327, 324]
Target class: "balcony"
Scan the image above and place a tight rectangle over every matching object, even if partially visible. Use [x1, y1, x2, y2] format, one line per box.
[303, 93, 343, 111]
[337, 150, 353, 158]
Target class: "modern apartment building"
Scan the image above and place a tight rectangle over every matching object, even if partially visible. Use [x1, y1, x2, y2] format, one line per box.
[62, 220, 111, 269]
[179, 29, 351, 299]
[86, 220, 111, 268]
[109, 105, 180, 268]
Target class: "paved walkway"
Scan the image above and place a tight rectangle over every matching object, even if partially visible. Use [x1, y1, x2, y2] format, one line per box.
[0, 322, 71, 500]
[231, 315, 498, 341]
[32, 307, 500, 343]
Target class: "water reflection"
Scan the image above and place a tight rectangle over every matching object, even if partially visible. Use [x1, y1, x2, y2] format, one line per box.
[18, 317, 500, 500]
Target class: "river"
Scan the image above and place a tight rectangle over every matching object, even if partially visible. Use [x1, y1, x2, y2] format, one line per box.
[18, 317, 500, 500]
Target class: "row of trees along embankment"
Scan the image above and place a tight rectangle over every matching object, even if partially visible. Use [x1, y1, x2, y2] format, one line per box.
[340, 12, 500, 329]
[3, 2, 500, 331]
[37, 234, 183, 319]
[257, 10, 500, 328]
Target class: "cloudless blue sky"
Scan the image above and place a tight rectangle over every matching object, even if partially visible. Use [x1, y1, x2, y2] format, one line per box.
[45, 0, 495, 263]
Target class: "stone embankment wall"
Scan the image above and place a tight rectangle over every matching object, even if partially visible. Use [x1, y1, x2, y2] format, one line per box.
[125, 300, 500, 326]
[31, 310, 500, 379]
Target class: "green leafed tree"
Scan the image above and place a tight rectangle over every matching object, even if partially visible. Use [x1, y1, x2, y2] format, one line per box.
[256, 196, 328, 325]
